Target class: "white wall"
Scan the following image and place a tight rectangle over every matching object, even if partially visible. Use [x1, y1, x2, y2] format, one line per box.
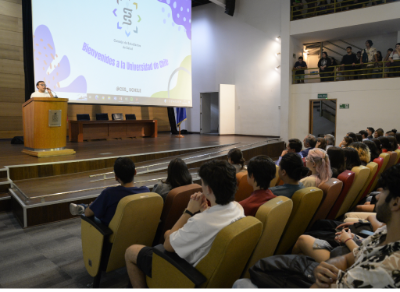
[289, 79, 400, 143]
[189, 0, 281, 135]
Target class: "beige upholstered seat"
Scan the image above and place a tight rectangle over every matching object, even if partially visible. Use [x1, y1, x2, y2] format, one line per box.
[242, 196, 293, 278]
[146, 216, 263, 288]
[350, 162, 378, 210]
[269, 165, 280, 187]
[81, 193, 163, 287]
[275, 187, 323, 255]
[335, 166, 370, 219]
[235, 172, 253, 202]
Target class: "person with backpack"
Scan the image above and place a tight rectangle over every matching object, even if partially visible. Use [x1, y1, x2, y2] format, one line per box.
[360, 40, 378, 79]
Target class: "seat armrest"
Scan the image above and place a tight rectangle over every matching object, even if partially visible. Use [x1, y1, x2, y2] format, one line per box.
[153, 244, 206, 287]
[81, 215, 113, 236]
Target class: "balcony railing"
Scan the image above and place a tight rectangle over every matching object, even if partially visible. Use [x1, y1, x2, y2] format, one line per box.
[291, 0, 398, 21]
[292, 60, 400, 84]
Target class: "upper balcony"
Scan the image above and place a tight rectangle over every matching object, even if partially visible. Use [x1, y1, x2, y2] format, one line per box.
[289, 0, 400, 38]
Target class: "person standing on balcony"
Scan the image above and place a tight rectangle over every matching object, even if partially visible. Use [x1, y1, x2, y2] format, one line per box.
[360, 40, 378, 79]
[384, 48, 393, 78]
[293, 56, 308, 84]
[340, 46, 357, 80]
[389, 43, 400, 77]
[305, 0, 316, 18]
[318, 52, 332, 82]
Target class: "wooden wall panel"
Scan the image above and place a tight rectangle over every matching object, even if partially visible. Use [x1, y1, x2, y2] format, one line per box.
[0, 13, 22, 32]
[0, 0, 22, 18]
[0, 72, 24, 88]
[0, 59, 24, 74]
[0, 44, 23, 61]
[0, 29, 22, 46]
[0, 87, 24, 102]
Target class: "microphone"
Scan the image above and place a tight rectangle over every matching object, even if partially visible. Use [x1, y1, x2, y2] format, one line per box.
[47, 88, 58, 98]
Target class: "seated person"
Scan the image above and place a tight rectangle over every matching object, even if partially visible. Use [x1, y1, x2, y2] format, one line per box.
[300, 134, 316, 157]
[388, 136, 398, 152]
[327, 147, 346, 178]
[324, 134, 335, 150]
[364, 140, 380, 161]
[270, 153, 305, 198]
[276, 138, 303, 166]
[124, 160, 244, 288]
[359, 130, 369, 141]
[346, 132, 357, 142]
[374, 128, 384, 138]
[338, 136, 353, 148]
[349, 142, 371, 165]
[311, 164, 400, 288]
[239, 156, 276, 216]
[227, 148, 247, 173]
[69, 157, 149, 226]
[292, 213, 384, 263]
[343, 147, 361, 170]
[378, 136, 391, 153]
[316, 137, 327, 150]
[153, 158, 192, 201]
[300, 148, 332, 188]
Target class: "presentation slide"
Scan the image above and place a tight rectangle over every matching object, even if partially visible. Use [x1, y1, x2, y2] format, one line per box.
[31, 0, 192, 107]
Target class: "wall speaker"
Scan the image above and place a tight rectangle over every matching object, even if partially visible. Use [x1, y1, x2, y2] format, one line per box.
[225, 0, 235, 16]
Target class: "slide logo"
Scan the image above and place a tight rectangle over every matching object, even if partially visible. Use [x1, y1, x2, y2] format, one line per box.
[114, 0, 141, 37]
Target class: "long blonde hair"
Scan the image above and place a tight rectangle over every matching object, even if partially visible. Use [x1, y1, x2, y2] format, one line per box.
[307, 148, 332, 187]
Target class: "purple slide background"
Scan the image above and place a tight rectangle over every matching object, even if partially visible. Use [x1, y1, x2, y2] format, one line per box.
[158, 0, 192, 40]
[33, 25, 87, 93]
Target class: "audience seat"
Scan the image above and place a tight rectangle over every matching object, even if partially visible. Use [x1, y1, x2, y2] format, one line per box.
[241, 196, 293, 278]
[269, 165, 279, 188]
[302, 157, 306, 167]
[357, 157, 383, 203]
[308, 178, 343, 228]
[125, 114, 137, 120]
[274, 187, 323, 255]
[154, 184, 202, 245]
[350, 162, 378, 210]
[146, 216, 263, 288]
[77, 114, 90, 121]
[112, 113, 123, 120]
[234, 172, 253, 202]
[335, 166, 370, 219]
[368, 153, 390, 192]
[95, 113, 109, 121]
[395, 149, 400, 164]
[326, 171, 355, 220]
[81, 193, 163, 287]
[386, 151, 398, 169]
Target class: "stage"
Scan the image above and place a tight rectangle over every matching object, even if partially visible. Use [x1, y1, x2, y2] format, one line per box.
[0, 134, 284, 227]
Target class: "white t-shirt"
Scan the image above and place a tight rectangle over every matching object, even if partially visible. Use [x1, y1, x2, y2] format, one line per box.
[389, 51, 400, 61]
[170, 201, 244, 266]
[30, 91, 51, 98]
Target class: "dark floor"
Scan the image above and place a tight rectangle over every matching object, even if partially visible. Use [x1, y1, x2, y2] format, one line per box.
[0, 212, 127, 288]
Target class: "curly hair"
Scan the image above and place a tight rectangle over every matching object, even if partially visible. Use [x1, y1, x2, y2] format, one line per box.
[349, 142, 371, 164]
[306, 148, 332, 187]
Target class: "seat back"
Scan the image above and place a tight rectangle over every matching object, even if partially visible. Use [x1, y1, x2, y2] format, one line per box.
[112, 113, 123, 120]
[335, 166, 370, 219]
[195, 216, 263, 288]
[96, 113, 109, 121]
[359, 157, 383, 201]
[395, 149, 400, 164]
[155, 184, 202, 244]
[309, 178, 343, 227]
[242, 197, 293, 278]
[350, 162, 378, 210]
[369, 153, 390, 192]
[269, 165, 280, 187]
[386, 151, 398, 169]
[327, 170, 355, 220]
[125, 114, 137, 120]
[275, 187, 323, 255]
[234, 172, 253, 202]
[77, 114, 90, 121]
[105, 193, 163, 272]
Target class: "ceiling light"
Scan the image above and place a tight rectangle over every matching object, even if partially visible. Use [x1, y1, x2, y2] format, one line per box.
[276, 36, 281, 41]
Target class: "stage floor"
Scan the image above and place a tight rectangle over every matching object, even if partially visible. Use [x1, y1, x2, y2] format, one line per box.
[0, 134, 275, 169]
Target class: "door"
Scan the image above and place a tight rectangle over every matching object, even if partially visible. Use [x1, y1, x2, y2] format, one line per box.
[309, 99, 337, 139]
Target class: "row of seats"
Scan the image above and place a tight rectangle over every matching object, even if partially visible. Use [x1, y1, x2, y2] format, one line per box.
[80, 151, 399, 288]
[76, 113, 137, 121]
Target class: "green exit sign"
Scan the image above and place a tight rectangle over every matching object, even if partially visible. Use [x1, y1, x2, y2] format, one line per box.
[318, 94, 328, 99]
[340, 104, 349, 109]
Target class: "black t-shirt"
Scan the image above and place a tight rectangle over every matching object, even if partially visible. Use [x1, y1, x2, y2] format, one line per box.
[294, 61, 307, 75]
[341, 53, 358, 69]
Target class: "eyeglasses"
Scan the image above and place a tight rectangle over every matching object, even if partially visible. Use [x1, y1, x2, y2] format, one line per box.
[38, 84, 46, 86]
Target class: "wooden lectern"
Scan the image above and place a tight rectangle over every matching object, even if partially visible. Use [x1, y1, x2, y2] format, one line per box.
[22, 98, 75, 157]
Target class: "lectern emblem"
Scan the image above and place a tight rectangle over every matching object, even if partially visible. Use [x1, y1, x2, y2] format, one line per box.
[49, 110, 62, 127]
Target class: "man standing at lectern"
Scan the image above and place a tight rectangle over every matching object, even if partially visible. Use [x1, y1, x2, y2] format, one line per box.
[30, 81, 54, 98]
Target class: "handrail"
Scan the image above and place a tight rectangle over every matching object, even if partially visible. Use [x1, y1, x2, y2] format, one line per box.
[292, 60, 400, 83]
[338, 39, 363, 51]
[291, 0, 388, 21]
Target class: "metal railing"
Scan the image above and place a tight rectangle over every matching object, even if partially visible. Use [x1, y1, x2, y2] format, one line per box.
[291, 0, 396, 21]
[292, 60, 400, 83]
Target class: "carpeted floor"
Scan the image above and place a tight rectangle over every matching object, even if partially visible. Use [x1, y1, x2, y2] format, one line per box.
[0, 212, 128, 288]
